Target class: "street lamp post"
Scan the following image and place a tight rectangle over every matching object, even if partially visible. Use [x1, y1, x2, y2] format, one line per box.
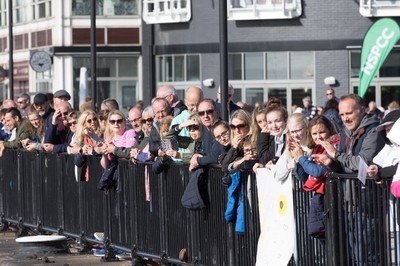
[8, 0, 13, 100]
[219, 0, 228, 122]
[90, 0, 97, 111]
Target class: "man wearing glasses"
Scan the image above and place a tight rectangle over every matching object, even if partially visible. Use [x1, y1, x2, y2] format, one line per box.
[189, 99, 221, 170]
[16, 93, 31, 118]
[128, 106, 144, 142]
[43, 101, 72, 153]
[324, 87, 340, 107]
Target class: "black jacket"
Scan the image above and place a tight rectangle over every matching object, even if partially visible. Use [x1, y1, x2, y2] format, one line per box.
[172, 100, 187, 117]
[256, 132, 286, 165]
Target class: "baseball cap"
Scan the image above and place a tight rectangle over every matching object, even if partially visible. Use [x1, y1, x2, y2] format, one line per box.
[33, 93, 48, 105]
[377, 109, 400, 131]
[53, 90, 71, 100]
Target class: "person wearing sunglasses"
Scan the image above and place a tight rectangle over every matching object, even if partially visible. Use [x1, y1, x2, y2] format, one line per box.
[112, 106, 155, 162]
[42, 101, 73, 153]
[187, 99, 223, 171]
[221, 109, 254, 173]
[323, 87, 339, 107]
[69, 110, 102, 155]
[127, 106, 144, 143]
[100, 110, 136, 169]
[16, 93, 31, 118]
[197, 99, 220, 131]
[163, 114, 204, 164]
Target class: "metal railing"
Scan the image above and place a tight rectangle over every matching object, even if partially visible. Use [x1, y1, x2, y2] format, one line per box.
[1, 149, 399, 265]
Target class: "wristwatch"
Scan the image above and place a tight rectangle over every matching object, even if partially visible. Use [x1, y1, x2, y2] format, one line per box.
[174, 124, 181, 132]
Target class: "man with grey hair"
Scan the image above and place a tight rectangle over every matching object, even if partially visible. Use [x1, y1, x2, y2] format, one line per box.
[16, 93, 31, 117]
[156, 84, 187, 116]
[149, 97, 171, 157]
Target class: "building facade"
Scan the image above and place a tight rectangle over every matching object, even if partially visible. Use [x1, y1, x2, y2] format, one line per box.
[1, 0, 400, 111]
[143, 0, 400, 111]
[0, 0, 141, 110]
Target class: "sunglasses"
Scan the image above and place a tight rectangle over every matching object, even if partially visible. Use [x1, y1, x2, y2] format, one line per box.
[230, 124, 246, 130]
[188, 125, 200, 131]
[129, 117, 142, 123]
[141, 118, 154, 123]
[86, 117, 98, 124]
[68, 121, 78, 126]
[109, 119, 124, 124]
[198, 109, 214, 117]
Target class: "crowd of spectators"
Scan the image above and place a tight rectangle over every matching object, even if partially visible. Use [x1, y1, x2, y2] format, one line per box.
[1, 85, 400, 262]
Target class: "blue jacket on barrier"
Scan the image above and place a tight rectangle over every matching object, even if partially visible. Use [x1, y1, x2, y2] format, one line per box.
[224, 171, 245, 233]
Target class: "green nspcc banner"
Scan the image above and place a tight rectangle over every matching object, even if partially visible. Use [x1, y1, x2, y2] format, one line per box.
[359, 18, 400, 98]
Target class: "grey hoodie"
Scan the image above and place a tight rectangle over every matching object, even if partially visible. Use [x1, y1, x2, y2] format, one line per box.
[336, 114, 385, 173]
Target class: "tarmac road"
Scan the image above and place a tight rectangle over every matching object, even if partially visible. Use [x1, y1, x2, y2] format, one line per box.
[0, 231, 132, 266]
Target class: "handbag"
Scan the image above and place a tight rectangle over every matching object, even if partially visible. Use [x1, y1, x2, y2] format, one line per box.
[97, 160, 120, 192]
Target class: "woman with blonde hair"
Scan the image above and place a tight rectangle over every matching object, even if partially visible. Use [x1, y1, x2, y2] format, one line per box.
[69, 110, 103, 155]
[222, 109, 254, 173]
[273, 113, 313, 181]
[100, 110, 136, 169]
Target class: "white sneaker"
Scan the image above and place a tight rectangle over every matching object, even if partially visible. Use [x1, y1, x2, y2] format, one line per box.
[116, 253, 132, 260]
[94, 232, 105, 242]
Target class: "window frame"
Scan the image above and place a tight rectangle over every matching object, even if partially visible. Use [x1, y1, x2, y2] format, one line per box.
[143, 0, 191, 24]
[359, 0, 400, 17]
[228, 0, 302, 20]
[32, 0, 52, 20]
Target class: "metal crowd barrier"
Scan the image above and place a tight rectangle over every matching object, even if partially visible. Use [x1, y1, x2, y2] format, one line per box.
[1, 149, 398, 265]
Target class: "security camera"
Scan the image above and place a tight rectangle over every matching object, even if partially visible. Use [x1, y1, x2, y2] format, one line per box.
[202, 78, 214, 88]
[324, 76, 336, 86]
